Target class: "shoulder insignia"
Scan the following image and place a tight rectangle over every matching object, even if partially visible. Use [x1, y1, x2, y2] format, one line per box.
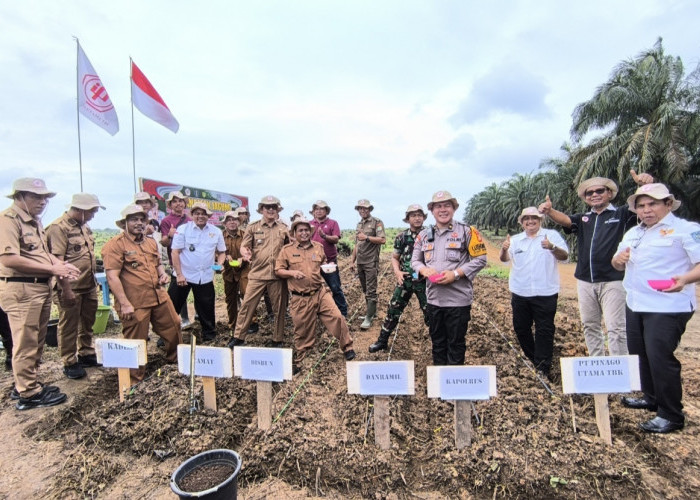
[468, 226, 486, 257]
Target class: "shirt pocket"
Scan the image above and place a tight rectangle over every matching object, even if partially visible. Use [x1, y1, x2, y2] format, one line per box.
[446, 249, 462, 262]
[124, 252, 141, 269]
[20, 233, 41, 252]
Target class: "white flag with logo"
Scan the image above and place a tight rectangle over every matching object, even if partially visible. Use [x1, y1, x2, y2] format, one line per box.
[77, 43, 119, 135]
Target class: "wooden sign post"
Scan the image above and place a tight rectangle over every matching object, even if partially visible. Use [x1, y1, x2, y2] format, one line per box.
[347, 360, 415, 450]
[561, 355, 640, 445]
[427, 365, 497, 449]
[178, 345, 233, 411]
[233, 346, 293, 430]
[95, 339, 147, 402]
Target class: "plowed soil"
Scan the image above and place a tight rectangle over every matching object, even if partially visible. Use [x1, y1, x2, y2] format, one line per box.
[1, 239, 699, 499]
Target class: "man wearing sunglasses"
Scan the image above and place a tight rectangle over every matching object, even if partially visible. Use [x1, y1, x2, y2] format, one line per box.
[538, 171, 652, 357]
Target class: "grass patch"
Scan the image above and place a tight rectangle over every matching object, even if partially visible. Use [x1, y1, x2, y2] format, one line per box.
[481, 264, 509, 280]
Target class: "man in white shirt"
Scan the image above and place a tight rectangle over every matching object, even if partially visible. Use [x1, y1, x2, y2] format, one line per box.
[500, 207, 568, 379]
[171, 203, 226, 341]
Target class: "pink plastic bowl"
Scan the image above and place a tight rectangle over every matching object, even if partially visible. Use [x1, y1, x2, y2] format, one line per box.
[648, 279, 675, 291]
[428, 273, 444, 283]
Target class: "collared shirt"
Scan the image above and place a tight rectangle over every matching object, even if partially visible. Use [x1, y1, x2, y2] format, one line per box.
[310, 217, 341, 262]
[394, 227, 423, 274]
[618, 212, 700, 313]
[172, 221, 226, 284]
[102, 232, 169, 309]
[412, 221, 487, 307]
[0, 204, 53, 277]
[507, 228, 568, 297]
[566, 204, 636, 283]
[222, 228, 246, 282]
[355, 216, 385, 265]
[160, 213, 191, 264]
[46, 212, 96, 292]
[243, 219, 290, 280]
[275, 240, 326, 294]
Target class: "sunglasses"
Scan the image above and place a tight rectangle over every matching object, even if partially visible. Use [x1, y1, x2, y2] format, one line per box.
[585, 188, 608, 197]
[261, 205, 278, 210]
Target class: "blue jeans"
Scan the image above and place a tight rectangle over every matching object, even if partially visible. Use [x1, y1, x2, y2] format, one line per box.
[322, 269, 348, 316]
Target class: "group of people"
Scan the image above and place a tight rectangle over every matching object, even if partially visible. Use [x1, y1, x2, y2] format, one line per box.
[1, 176, 698, 436]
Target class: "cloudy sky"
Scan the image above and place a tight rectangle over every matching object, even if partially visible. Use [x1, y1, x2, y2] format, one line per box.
[1, 0, 698, 230]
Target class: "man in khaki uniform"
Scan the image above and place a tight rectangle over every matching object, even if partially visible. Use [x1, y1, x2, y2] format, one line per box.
[46, 193, 104, 380]
[102, 205, 182, 384]
[229, 195, 289, 348]
[222, 211, 247, 329]
[0, 178, 79, 410]
[276, 218, 355, 364]
[236, 206, 250, 232]
[351, 199, 386, 329]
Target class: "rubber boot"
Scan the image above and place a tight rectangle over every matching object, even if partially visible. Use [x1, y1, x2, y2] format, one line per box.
[368, 328, 390, 353]
[360, 300, 377, 330]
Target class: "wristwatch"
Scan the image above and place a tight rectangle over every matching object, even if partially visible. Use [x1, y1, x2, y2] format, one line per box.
[453, 270, 460, 281]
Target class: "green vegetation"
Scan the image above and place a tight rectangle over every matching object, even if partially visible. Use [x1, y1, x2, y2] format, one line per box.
[94, 229, 120, 258]
[480, 264, 509, 280]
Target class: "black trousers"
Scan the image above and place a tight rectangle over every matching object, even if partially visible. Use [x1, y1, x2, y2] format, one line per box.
[511, 293, 558, 373]
[626, 307, 692, 424]
[426, 304, 471, 365]
[167, 277, 190, 320]
[170, 281, 217, 338]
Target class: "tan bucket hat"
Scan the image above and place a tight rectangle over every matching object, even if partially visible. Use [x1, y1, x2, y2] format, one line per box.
[517, 207, 544, 224]
[190, 202, 213, 216]
[354, 199, 374, 211]
[627, 183, 681, 212]
[68, 193, 105, 210]
[115, 204, 146, 229]
[165, 191, 188, 206]
[133, 191, 156, 208]
[235, 206, 249, 215]
[310, 200, 331, 215]
[427, 190, 459, 210]
[257, 195, 283, 214]
[222, 210, 239, 222]
[291, 209, 304, 221]
[6, 178, 56, 198]
[291, 216, 314, 234]
[577, 177, 618, 201]
[403, 203, 427, 223]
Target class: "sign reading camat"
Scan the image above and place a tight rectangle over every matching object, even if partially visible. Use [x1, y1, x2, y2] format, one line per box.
[561, 355, 640, 394]
[347, 361, 415, 396]
[427, 365, 497, 400]
[177, 345, 232, 378]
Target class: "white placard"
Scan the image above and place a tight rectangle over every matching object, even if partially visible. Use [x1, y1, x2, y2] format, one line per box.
[233, 346, 293, 382]
[561, 355, 641, 394]
[95, 339, 146, 369]
[347, 361, 415, 396]
[177, 345, 233, 378]
[426, 365, 497, 400]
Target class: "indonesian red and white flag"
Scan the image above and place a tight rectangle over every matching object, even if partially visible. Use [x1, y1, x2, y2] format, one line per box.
[131, 61, 179, 133]
[77, 43, 119, 135]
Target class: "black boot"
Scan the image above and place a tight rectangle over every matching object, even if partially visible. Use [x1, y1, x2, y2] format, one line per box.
[368, 329, 390, 353]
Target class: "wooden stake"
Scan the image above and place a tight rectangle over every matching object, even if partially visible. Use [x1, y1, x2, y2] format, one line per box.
[118, 368, 131, 402]
[374, 396, 391, 450]
[202, 377, 217, 411]
[257, 380, 272, 430]
[569, 395, 577, 433]
[593, 393, 612, 445]
[454, 400, 472, 449]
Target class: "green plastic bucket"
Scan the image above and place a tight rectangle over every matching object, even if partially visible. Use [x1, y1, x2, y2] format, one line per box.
[92, 305, 111, 334]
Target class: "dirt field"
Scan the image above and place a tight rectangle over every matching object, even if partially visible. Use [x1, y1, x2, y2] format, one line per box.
[1, 239, 699, 499]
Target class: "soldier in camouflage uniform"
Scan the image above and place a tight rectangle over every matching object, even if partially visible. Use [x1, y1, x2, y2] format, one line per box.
[369, 204, 429, 353]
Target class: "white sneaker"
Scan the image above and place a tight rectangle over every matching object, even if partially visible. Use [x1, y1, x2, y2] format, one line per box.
[181, 319, 193, 330]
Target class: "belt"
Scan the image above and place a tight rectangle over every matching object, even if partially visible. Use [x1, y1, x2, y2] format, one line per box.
[0, 276, 50, 284]
[291, 288, 320, 297]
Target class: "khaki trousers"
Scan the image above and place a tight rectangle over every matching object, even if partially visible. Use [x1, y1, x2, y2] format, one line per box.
[0, 282, 52, 398]
[115, 299, 182, 384]
[577, 280, 628, 356]
[289, 288, 353, 357]
[233, 279, 286, 342]
[56, 288, 98, 366]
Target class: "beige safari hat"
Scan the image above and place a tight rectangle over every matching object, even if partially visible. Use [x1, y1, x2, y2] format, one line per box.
[427, 190, 459, 211]
[165, 191, 188, 206]
[291, 209, 304, 221]
[222, 210, 239, 222]
[68, 193, 105, 210]
[290, 216, 314, 234]
[517, 206, 544, 224]
[6, 177, 56, 199]
[354, 199, 374, 211]
[577, 177, 618, 201]
[257, 195, 283, 214]
[627, 183, 681, 212]
[403, 203, 427, 223]
[310, 200, 331, 215]
[115, 204, 146, 229]
[235, 206, 249, 215]
[133, 191, 156, 208]
[190, 202, 213, 216]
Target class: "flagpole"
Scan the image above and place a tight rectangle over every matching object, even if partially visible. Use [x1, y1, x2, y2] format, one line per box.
[130, 57, 137, 193]
[75, 37, 84, 192]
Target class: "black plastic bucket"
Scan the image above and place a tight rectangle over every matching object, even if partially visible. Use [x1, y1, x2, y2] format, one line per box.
[45, 319, 59, 347]
[170, 449, 241, 500]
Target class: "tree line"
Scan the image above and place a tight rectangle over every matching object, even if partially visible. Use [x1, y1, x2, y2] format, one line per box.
[464, 39, 700, 239]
